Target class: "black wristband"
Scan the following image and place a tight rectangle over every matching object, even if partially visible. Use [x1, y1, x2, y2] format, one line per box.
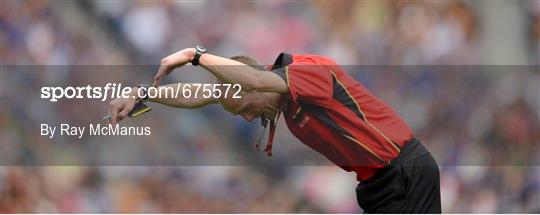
[191, 46, 207, 66]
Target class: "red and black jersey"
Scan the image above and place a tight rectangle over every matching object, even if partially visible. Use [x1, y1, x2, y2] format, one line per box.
[271, 53, 414, 181]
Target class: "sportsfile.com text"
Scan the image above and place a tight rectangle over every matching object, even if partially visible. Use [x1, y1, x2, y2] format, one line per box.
[40, 83, 242, 102]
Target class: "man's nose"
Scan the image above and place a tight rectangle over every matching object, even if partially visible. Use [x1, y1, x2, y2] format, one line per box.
[242, 114, 254, 122]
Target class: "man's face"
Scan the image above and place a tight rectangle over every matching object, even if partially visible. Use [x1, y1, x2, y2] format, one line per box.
[220, 90, 278, 123]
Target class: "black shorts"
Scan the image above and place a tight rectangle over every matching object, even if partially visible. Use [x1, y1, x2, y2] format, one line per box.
[356, 139, 442, 213]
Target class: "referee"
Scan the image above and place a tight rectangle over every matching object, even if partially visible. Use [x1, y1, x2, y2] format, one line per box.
[108, 46, 442, 213]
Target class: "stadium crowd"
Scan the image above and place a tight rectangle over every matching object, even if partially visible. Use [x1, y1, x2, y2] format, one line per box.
[1, 1, 539, 213]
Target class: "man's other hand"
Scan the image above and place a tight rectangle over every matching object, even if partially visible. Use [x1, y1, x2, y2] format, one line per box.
[107, 97, 137, 124]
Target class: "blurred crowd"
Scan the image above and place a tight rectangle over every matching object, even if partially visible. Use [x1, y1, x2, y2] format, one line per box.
[1, 0, 539, 213]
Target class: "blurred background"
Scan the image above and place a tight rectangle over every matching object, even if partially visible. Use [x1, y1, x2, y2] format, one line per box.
[1, 0, 539, 213]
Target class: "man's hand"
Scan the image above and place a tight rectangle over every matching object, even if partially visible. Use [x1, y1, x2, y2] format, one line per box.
[107, 96, 137, 124]
[153, 48, 196, 87]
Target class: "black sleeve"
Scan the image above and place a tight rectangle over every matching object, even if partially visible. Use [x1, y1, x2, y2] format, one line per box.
[271, 67, 288, 84]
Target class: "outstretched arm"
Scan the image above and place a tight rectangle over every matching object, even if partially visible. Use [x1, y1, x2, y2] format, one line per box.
[107, 84, 218, 124]
[154, 48, 289, 93]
